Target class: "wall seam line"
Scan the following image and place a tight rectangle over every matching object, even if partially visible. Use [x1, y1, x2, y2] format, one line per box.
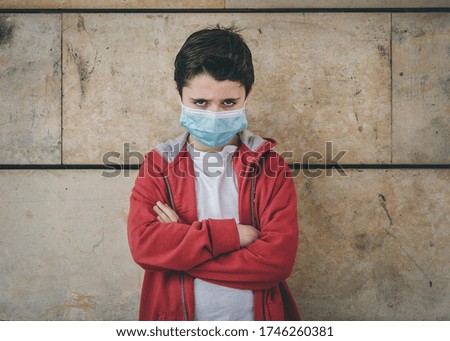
[1, 164, 449, 171]
[390, 12, 393, 164]
[0, 8, 450, 13]
[60, 13, 64, 165]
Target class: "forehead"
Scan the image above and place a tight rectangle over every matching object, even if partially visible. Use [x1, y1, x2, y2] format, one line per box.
[183, 73, 244, 99]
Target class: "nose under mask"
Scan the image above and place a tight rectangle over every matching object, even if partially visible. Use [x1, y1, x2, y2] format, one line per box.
[179, 104, 248, 147]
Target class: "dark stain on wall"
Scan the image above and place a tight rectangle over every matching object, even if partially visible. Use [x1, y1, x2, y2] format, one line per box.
[354, 232, 370, 252]
[67, 43, 98, 97]
[377, 44, 388, 58]
[378, 193, 393, 228]
[0, 16, 15, 46]
[77, 14, 87, 33]
[438, 76, 450, 96]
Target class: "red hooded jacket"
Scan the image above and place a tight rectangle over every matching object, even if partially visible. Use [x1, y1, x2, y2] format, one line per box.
[127, 130, 300, 320]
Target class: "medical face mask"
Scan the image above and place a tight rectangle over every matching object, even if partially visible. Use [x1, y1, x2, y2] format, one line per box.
[180, 104, 248, 147]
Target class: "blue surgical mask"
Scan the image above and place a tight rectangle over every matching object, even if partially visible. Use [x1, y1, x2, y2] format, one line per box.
[180, 104, 248, 147]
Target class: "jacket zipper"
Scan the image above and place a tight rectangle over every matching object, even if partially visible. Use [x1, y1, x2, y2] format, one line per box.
[163, 176, 176, 212]
[251, 163, 266, 321]
[163, 175, 188, 321]
[250, 165, 256, 228]
[179, 272, 188, 321]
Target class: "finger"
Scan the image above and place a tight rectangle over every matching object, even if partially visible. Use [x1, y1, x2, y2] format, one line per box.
[165, 204, 179, 222]
[157, 215, 171, 224]
[156, 201, 179, 223]
[163, 203, 180, 222]
[153, 205, 170, 222]
[156, 202, 173, 220]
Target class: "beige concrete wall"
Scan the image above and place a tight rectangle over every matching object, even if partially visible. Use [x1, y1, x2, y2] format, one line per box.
[0, 1, 225, 9]
[0, 14, 61, 164]
[226, 0, 450, 9]
[1, 0, 450, 9]
[392, 13, 450, 164]
[1, 9, 449, 320]
[293, 169, 450, 320]
[61, 12, 391, 165]
[0, 170, 140, 320]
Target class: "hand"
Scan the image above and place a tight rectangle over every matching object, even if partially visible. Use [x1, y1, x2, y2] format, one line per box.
[153, 201, 180, 223]
[237, 224, 260, 248]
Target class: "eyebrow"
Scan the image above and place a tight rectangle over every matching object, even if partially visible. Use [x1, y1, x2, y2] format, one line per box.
[189, 97, 241, 102]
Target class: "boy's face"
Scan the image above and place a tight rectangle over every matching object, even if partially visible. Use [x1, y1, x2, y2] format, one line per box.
[181, 73, 247, 112]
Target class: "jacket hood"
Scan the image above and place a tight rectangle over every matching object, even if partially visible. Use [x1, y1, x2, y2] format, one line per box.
[150, 130, 277, 173]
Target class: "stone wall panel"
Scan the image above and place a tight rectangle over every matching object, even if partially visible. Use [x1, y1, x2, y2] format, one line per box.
[226, 0, 450, 9]
[1, 169, 449, 320]
[0, 14, 61, 164]
[62, 13, 391, 165]
[291, 169, 450, 320]
[0, 170, 140, 320]
[392, 13, 450, 164]
[0, 0, 224, 9]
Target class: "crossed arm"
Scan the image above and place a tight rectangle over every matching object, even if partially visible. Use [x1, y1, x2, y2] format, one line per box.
[128, 154, 298, 290]
[153, 201, 260, 248]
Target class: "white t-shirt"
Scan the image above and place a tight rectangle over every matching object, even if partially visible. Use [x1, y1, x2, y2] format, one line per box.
[187, 142, 254, 321]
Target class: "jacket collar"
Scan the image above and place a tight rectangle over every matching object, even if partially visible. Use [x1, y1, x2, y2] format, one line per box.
[151, 129, 277, 173]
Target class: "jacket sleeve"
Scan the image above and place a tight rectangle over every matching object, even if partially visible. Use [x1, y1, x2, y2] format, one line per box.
[127, 153, 241, 272]
[187, 156, 299, 290]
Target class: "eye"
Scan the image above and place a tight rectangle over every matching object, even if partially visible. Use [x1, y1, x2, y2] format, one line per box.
[223, 100, 237, 107]
[193, 100, 207, 107]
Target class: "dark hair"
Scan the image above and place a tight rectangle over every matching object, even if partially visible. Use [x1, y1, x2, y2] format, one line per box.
[174, 24, 254, 97]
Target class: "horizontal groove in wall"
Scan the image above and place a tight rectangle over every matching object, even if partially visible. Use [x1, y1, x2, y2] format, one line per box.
[0, 164, 449, 170]
[290, 164, 450, 170]
[0, 8, 449, 13]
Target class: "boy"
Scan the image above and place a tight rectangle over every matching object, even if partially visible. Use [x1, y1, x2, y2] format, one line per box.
[127, 25, 300, 321]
